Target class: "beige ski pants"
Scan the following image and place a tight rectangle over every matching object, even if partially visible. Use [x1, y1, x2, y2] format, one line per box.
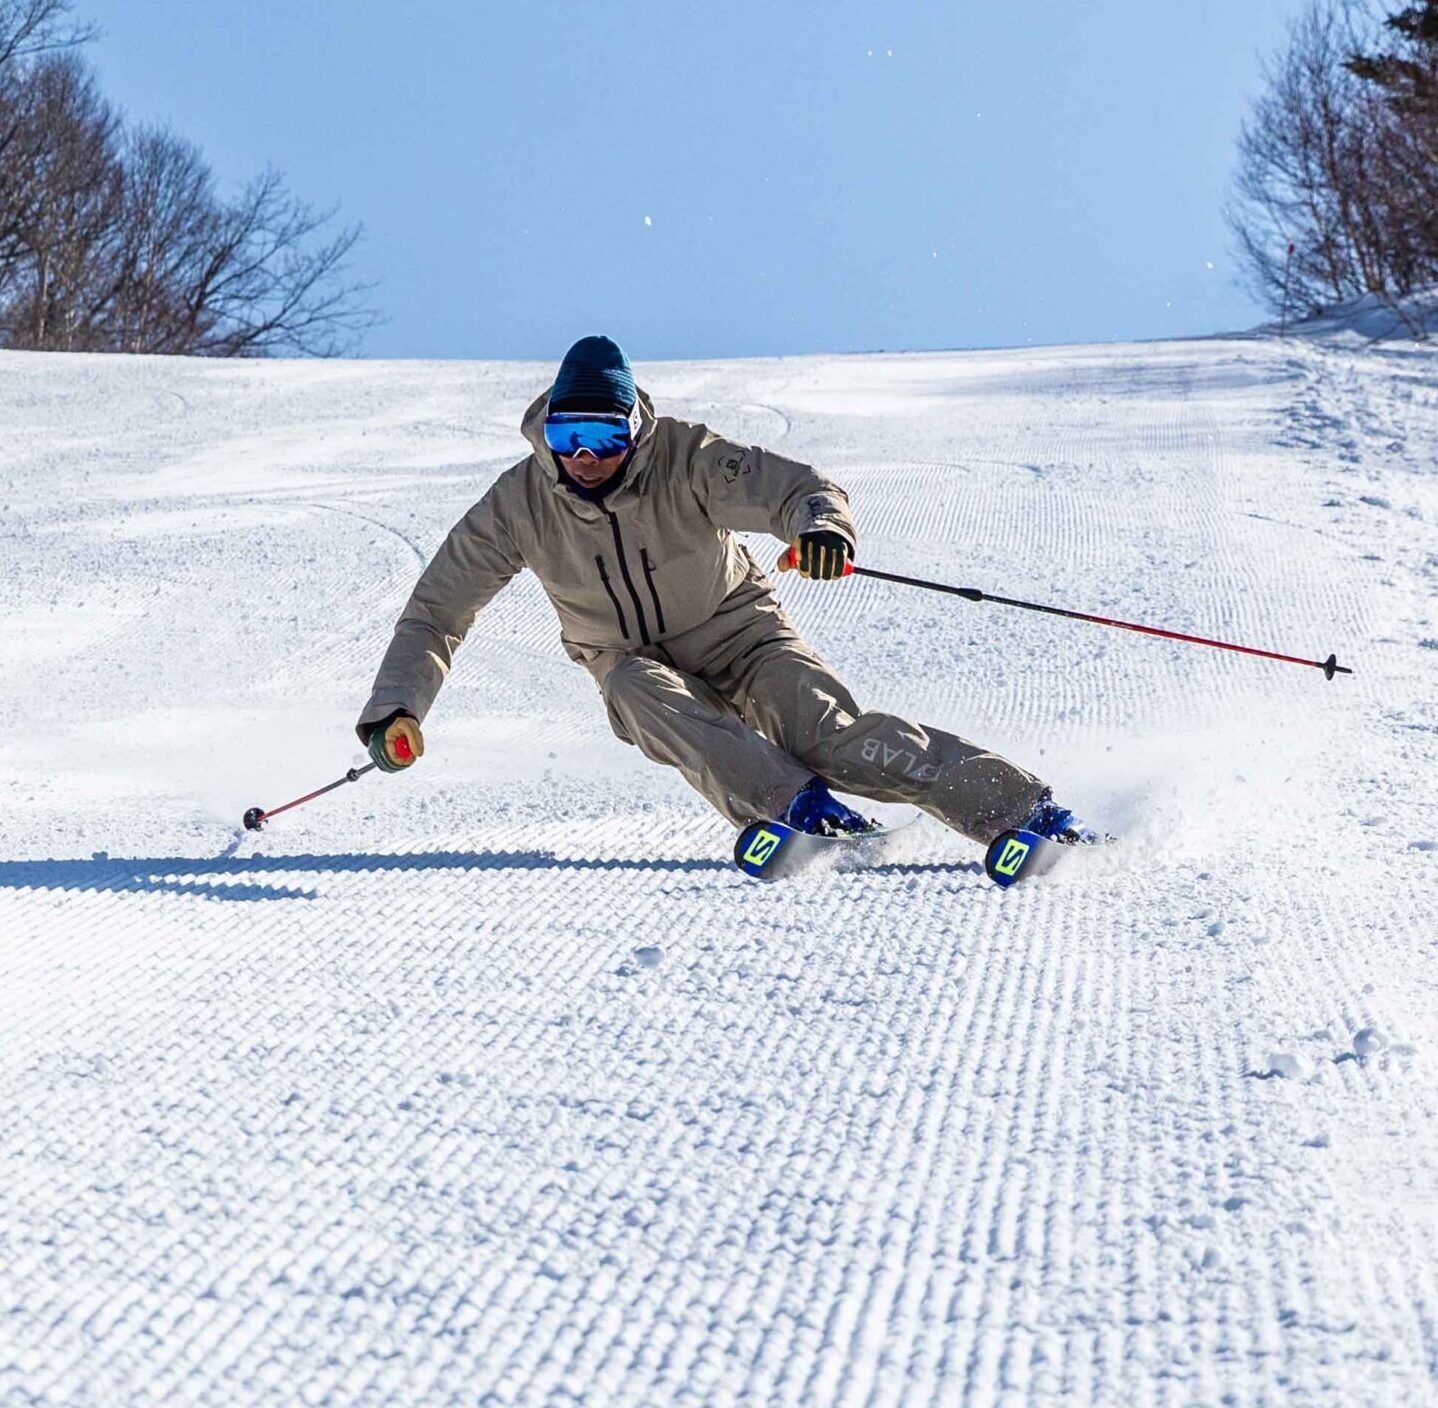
[598, 601, 1047, 842]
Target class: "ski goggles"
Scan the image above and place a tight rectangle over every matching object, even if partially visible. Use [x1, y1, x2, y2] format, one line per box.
[543, 405, 641, 458]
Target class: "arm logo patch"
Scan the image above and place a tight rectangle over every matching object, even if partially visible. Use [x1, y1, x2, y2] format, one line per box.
[718, 451, 751, 484]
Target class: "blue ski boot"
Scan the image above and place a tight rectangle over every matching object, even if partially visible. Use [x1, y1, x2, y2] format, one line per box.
[1021, 791, 1102, 845]
[783, 777, 878, 837]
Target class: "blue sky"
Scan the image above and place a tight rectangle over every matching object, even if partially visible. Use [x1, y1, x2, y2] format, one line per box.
[81, 0, 1308, 361]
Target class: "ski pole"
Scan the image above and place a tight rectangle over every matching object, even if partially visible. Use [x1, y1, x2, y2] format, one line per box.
[779, 549, 1352, 680]
[242, 760, 380, 831]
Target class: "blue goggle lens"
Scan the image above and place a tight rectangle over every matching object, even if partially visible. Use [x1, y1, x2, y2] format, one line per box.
[543, 412, 634, 458]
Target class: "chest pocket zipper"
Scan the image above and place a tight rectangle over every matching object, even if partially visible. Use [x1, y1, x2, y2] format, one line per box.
[595, 555, 629, 639]
[639, 549, 667, 635]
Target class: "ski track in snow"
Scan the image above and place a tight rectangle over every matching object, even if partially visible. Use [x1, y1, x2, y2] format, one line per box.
[1, 339, 1436, 1407]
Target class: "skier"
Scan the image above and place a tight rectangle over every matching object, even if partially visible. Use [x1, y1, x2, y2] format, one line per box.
[356, 335, 1096, 849]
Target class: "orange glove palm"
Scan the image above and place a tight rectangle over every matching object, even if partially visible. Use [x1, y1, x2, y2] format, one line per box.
[368, 713, 424, 772]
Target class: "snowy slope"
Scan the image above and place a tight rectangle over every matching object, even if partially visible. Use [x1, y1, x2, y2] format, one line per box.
[1, 333, 1435, 1407]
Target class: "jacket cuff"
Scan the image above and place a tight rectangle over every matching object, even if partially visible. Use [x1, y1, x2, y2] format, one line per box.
[355, 702, 416, 745]
[798, 513, 855, 551]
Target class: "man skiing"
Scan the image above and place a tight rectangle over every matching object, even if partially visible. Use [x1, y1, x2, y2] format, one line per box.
[357, 335, 1096, 852]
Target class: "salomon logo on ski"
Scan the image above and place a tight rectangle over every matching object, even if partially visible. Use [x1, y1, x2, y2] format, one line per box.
[742, 827, 784, 869]
[735, 821, 796, 878]
[992, 835, 1031, 878]
[983, 827, 1057, 889]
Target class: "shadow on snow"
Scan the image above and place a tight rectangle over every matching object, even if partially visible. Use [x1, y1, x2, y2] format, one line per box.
[0, 849, 979, 901]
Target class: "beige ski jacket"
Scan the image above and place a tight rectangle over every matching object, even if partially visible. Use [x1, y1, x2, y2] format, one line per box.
[357, 386, 856, 739]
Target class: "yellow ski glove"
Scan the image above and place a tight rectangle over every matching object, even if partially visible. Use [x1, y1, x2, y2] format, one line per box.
[368, 712, 424, 773]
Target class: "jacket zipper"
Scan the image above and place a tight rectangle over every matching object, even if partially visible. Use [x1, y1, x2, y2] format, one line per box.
[639, 548, 667, 635]
[595, 554, 629, 639]
[602, 508, 651, 646]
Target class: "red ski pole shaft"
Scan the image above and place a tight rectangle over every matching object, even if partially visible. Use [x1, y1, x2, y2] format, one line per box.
[242, 761, 379, 831]
[778, 549, 1353, 680]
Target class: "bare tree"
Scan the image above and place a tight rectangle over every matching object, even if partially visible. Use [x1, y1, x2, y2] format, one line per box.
[178, 167, 376, 357]
[0, 74, 34, 279]
[0, 0, 89, 285]
[106, 125, 215, 353]
[0, 52, 122, 350]
[1230, 1, 1438, 331]
[1229, 4, 1374, 315]
[104, 133, 377, 356]
[0, 2, 377, 356]
[0, 0, 93, 70]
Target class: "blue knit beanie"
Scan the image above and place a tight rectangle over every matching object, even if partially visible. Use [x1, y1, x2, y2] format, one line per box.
[549, 335, 636, 413]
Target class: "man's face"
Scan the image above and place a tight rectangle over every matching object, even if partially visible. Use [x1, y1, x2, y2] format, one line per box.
[558, 446, 628, 489]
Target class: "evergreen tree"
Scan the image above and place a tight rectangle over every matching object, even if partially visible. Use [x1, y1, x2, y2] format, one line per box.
[1348, 2, 1438, 107]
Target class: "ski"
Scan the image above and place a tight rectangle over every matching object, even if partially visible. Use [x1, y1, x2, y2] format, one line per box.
[983, 827, 1066, 888]
[736, 818, 1102, 885]
[733, 817, 914, 881]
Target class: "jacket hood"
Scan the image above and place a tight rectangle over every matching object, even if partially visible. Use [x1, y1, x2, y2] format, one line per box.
[521, 385, 659, 485]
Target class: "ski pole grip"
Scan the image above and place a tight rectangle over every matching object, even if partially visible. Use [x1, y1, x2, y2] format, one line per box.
[778, 546, 856, 576]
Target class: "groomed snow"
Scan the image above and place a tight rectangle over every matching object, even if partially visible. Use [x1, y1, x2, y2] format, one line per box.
[1, 333, 1435, 1406]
